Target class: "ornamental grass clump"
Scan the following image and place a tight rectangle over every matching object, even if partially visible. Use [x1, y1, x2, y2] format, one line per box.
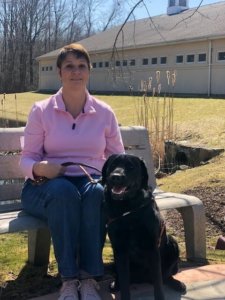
[136, 70, 177, 172]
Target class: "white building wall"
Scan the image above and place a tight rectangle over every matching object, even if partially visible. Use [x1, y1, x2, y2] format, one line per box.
[38, 38, 225, 96]
[38, 59, 61, 91]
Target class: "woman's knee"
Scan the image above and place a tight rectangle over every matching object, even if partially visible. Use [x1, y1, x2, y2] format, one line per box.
[86, 183, 104, 202]
[47, 177, 79, 198]
[41, 177, 81, 211]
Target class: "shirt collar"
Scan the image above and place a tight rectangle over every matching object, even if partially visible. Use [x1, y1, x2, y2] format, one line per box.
[53, 88, 96, 114]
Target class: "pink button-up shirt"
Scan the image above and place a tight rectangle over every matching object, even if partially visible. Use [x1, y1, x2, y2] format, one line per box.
[20, 89, 125, 179]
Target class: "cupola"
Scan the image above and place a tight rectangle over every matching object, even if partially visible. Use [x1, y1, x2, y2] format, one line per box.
[167, 0, 189, 15]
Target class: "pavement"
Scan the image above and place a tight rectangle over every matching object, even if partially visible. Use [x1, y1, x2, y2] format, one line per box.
[30, 264, 225, 300]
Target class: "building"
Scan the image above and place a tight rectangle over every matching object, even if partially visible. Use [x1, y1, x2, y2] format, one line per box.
[37, 1, 225, 96]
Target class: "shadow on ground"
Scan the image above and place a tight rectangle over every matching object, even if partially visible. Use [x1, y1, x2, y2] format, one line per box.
[1, 263, 60, 300]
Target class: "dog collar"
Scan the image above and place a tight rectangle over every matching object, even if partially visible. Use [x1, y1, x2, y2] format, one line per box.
[106, 202, 150, 228]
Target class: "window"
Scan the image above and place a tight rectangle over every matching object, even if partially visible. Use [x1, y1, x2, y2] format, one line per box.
[160, 57, 167, 64]
[42, 67, 45, 71]
[187, 54, 195, 63]
[116, 60, 120, 67]
[122, 60, 127, 66]
[151, 57, 157, 65]
[176, 55, 183, 63]
[198, 53, 206, 62]
[142, 58, 148, 65]
[46, 66, 48, 71]
[105, 61, 109, 67]
[179, 0, 187, 6]
[99, 62, 103, 68]
[169, 0, 175, 6]
[49, 66, 53, 71]
[92, 62, 97, 68]
[130, 59, 136, 66]
[218, 52, 225, 61]
[169, 0, 187, 6]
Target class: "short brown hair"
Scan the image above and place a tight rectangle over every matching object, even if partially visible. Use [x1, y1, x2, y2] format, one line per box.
[56, 43, 91, 70]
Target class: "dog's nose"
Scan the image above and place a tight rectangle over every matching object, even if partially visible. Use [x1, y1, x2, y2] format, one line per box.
[111, 173, 125, 184]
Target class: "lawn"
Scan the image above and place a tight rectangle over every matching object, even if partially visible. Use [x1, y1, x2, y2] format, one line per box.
[0, 91, 225, 297]
[1, 91, 225, 148]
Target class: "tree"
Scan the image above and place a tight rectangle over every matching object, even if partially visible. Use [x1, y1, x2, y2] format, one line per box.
[0, 0, 49, 91]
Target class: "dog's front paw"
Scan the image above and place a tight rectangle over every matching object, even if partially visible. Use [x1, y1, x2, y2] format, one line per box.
[165, 277, 187, 294]
[109, 280, 120, 292]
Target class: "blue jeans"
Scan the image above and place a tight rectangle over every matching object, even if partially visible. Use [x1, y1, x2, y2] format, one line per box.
[21, 175, 105, 279]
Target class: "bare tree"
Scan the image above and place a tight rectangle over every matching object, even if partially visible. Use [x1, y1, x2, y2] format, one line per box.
[82, 0, 124, 37]
[101, 0, 125, 31]
[51, 0, 67, 48]
[0, 0, 19, 91]
[63, 0, 84, 43]
[26, 0, 49, 86]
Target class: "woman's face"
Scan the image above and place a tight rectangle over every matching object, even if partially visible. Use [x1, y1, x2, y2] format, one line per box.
[58, 53, 90, 90]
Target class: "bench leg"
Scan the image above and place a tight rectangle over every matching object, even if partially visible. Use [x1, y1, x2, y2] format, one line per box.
[28, 228, 51, 269]
[178, 204, 206, 262]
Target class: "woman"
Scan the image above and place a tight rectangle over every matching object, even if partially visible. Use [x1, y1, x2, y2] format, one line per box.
[19, 43, 124, 300]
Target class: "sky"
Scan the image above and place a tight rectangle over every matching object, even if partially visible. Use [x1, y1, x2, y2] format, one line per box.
[130, 0, 224, 19]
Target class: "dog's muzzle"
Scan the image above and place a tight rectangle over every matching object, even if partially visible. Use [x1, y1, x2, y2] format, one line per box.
[108, 172, 128, 200]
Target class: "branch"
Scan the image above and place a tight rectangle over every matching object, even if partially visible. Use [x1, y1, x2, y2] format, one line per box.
[110, 0, 143, 61]
[170, 0, 204, 30]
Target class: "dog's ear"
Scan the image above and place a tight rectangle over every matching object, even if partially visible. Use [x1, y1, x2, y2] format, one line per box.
[101, 154, 118, 186]
[139, 158, 149, 190]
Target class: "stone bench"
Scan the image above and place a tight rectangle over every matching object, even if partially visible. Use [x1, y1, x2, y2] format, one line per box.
[0, 126, 206, 271]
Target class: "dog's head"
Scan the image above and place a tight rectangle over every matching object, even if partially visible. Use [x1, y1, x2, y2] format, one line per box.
[102, 154, 149, 200]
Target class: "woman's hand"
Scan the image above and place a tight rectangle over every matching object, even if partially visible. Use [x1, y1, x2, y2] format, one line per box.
[33, 161, 66, 179]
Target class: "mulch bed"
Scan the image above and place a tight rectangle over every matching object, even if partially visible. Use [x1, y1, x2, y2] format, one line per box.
[166, 186, 225, 239]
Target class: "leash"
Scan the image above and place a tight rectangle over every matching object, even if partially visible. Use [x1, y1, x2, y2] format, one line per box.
[32, 162, 102, 185]
[106, 201, 166, 248]
[61, 162, 101, 183]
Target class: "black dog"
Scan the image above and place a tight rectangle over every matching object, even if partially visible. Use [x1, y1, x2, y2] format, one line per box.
[102, 154, 186, 300]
